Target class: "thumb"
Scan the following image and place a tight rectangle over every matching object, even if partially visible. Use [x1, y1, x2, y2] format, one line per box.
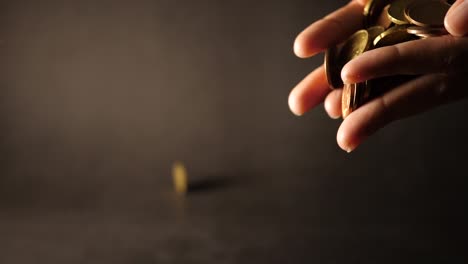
[445, 0, 468, 37]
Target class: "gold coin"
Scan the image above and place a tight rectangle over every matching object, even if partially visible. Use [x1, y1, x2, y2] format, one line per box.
[339, 29, 371, 64]
[324, 45, 343, 89]
[377, 5, 393, 29]
[364, 0, 394, 27]
[342, 82, 369, 118]
[404, 0, 451, 27]
[373, 24, 418, 48]
[342, 83, 355, 119]
[172, 161, 188, 194]
[367, 26, 385, 48]
[413, 33, 435, 39]
[407, 26, 449, 37]
[387, 0, 411, 25]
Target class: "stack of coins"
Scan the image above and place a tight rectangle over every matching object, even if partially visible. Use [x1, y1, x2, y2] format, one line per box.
[324, 0, 454, 118]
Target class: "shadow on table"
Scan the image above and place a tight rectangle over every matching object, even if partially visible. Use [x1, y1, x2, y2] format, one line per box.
[187, 174, 241, 194]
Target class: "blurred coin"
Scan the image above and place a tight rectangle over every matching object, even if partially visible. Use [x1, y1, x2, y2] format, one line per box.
[324, 45, 343, 89]
[404, 0, 451, 27]
[373, 24, 418, 48]
[364, 0, 394, 27]
[387, 0, 411, 25]
[172, 161, 188, 195]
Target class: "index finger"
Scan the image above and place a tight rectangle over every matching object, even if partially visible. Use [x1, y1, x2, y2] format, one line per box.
[342, 35, 468, 84]
[294, 0, 366, 58]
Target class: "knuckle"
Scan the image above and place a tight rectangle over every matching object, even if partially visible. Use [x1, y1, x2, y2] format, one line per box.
[374, 95, 395, 126]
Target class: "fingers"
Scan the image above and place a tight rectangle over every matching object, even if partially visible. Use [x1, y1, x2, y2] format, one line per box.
[288, 66, 330, 116]
[336, 73, 468, 152]
[324, 89, 342, 119]
[445, 0, 468, 37]
[294, 0, 365, 58]
[342, 36, 468, 84]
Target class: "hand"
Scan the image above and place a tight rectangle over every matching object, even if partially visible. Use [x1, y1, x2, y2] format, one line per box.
[288, 0, 468, 152]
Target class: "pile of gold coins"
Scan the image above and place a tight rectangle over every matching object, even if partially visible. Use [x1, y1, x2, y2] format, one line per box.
[324, 0, 454, 118]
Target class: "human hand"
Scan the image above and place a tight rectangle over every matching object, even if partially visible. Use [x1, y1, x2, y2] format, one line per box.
[289, 0, 468, 152]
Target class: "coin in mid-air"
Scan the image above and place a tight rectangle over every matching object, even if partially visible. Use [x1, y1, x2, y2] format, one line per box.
[404, 0, 451, 27]
[172, 161, 188, 194]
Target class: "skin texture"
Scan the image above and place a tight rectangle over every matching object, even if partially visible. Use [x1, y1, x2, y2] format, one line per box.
[289, 0, 468, 152]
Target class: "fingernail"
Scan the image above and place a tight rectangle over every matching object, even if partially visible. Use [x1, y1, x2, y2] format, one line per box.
[344, 143, 358, 153]
[337, 132, 357, 153]
[445, 0, 468, 36]
[293, 40, 302, 57]
[288, 95, 303, 116]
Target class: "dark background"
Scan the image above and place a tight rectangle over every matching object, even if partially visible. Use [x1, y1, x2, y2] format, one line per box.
[0, 0, 467, 263]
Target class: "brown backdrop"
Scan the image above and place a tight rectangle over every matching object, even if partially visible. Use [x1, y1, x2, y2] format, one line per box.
[0, 0, 467, 263]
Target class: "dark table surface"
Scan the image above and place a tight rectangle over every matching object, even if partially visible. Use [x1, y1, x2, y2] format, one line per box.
[1, 0, 467, 263]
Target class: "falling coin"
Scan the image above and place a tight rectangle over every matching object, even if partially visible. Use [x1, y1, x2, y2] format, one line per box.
[172, 161, 188, 195]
